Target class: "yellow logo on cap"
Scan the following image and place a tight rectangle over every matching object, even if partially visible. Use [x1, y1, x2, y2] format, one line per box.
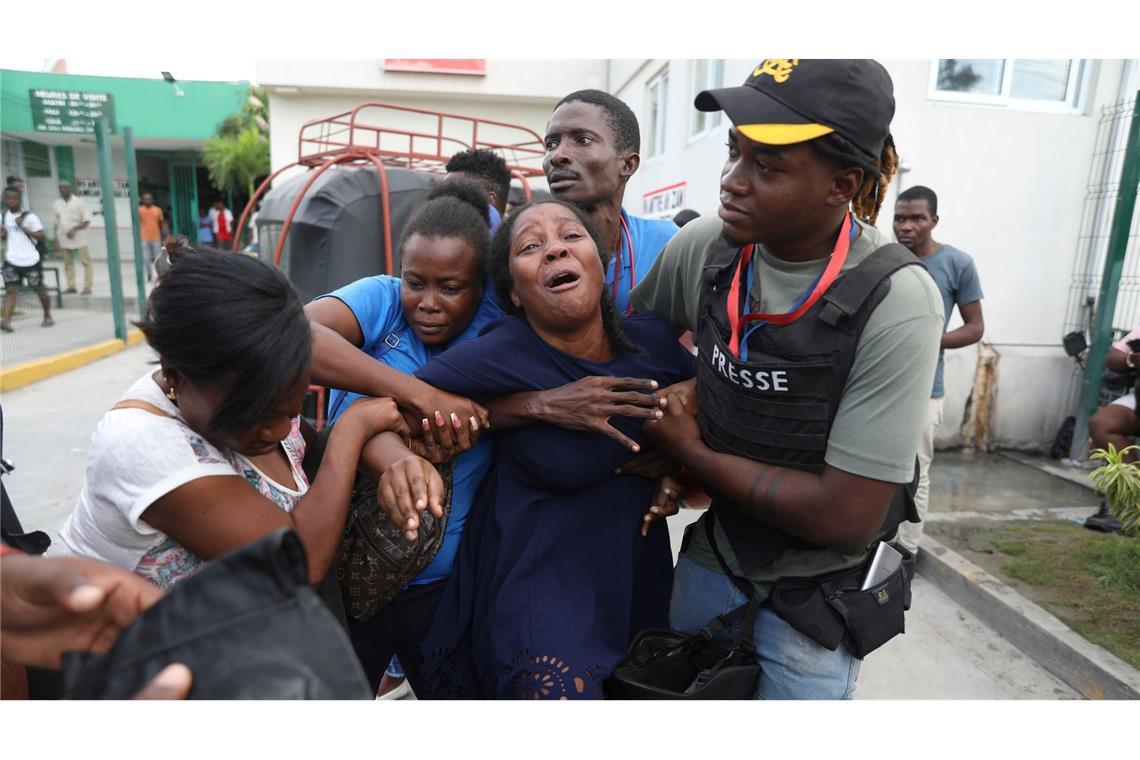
[753, 59, 800, 84]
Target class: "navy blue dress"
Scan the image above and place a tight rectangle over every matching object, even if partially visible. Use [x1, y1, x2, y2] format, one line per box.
[415, 313, 695, 699]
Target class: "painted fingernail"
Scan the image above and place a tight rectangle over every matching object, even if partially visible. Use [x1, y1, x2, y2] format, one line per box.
[650, 381, 659, 389]
[451, 412, 461, 428]
[421, 418, 430, 431]
[655, 410, 663, 419]
[416, 498, 426, 508]
[470, 416, 479, 431]
[632, 444, 641, 453]
[435, 411, 445, 426]
[664, 488, 673, 496]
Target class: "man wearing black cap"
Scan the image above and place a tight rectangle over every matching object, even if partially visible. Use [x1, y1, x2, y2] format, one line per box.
[634, 59, 944, 699]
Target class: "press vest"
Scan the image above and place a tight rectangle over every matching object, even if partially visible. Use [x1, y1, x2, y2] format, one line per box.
[695, 235, 922, 575]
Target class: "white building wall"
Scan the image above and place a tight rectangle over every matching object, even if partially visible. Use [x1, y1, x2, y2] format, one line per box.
[610, 58, 1137, 451]
[258, 59, 608, 187]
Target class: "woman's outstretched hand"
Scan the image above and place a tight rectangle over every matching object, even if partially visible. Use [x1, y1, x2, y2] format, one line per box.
[378, 455, 445, 540]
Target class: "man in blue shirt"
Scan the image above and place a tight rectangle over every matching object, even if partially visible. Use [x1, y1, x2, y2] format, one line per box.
[445, 149, 511, 236]
[543, 90, 678, 314]
[893, 185, 985, 554]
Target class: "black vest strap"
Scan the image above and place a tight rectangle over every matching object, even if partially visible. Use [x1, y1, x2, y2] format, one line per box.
[819, 244, 920, 328]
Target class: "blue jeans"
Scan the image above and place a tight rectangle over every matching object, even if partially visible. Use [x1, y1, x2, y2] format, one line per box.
[669, 554, 861, 700]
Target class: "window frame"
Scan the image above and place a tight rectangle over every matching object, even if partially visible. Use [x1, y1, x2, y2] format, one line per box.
[688, 59, 725, 143]
[927, 59, 1093, 115]
[644, 67, 669, 161]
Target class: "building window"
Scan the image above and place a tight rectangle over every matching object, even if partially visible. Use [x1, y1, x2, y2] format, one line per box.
[929, 59, 1090, 113]
[645, 68, 669, 160]
[21, 140, 52, 177]
[690, 60, 725, 139]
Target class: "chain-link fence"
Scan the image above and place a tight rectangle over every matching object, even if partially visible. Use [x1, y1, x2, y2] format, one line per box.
[1062, 95, 1140, 411]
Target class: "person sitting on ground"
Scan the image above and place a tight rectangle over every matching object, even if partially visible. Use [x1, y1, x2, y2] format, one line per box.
[370, 200, 696, 699]
[55, 249, 405, 591]
[1086, 326, 1140, 531]
[2, 186, 53, 332]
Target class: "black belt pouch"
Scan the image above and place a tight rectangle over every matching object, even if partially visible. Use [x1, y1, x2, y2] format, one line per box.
[768, 544, 916, 658]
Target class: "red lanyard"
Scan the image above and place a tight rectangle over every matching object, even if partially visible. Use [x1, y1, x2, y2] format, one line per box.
[612, 215, 635, 313]
[727, 213, 854, 358]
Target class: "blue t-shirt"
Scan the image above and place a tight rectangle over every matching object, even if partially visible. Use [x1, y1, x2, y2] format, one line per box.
[488, 204, 501, 236]
[318, 275, 503, 585]
[922, 244, 984, 398]
[608, 209, 678, 315]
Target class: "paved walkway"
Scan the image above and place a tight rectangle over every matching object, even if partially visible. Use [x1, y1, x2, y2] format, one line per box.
[1, 256, 152, 368]
[1, 345, 1085, 699]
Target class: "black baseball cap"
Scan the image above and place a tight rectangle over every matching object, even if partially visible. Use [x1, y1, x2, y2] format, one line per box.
[695, 59, 895, 163]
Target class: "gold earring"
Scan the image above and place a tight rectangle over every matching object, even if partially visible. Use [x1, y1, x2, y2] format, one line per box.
[167, 386, 177, 402]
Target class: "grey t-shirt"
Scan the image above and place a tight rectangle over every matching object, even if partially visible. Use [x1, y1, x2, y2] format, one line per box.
[630, 214, 945, 595]
[920, 244, 984, 399]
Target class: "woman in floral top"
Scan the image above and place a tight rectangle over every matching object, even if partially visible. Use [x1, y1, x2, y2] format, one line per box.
[58, 249, 405, 588]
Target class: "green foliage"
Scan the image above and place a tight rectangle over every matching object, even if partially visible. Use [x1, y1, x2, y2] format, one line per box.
[1089, 443, 1140, 537]
[202, 127, 270, 198]
[202, 85, 270, 197]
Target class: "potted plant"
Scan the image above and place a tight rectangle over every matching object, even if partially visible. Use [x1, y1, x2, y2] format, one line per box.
[1088, 443, 1140, 537]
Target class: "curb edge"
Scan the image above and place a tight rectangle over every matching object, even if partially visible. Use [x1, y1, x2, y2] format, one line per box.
[918, 535, 1140, 700]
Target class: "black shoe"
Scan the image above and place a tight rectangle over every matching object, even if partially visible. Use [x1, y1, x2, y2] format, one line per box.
[1085, 500, 1123, 533]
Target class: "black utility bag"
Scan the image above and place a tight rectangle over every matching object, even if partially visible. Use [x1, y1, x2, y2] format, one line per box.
[767, 541, 916, 659]
[61, 528, 372, 699]
[606, 513, 761, 699]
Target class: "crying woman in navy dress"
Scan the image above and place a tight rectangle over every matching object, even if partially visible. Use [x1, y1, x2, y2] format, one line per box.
[369, 201, 694, 699]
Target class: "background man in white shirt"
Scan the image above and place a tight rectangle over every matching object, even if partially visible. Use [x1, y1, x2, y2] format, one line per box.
[1, 186, 53, 331]
[53, 181, 93, 295]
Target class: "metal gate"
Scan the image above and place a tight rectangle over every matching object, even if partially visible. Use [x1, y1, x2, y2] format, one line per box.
[1062, 92, 1140, 457]
[168, 156, 199, 241]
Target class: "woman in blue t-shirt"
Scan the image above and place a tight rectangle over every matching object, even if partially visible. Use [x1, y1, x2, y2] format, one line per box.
[305, 182, 501, 694]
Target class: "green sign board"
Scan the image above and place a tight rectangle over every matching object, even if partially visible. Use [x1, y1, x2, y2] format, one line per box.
[29, 89, 116, 134]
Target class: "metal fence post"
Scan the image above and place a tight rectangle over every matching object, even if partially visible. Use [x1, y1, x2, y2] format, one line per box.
[123, 127, 146, 320]
[95, 118, 127, 342]
[1071, 94, 1140, 461]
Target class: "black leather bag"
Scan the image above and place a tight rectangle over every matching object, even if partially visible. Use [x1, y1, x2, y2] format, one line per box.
[606, 512, 762, 699]
[60, 528, 372, 699]
[605, 599, 761, 699]
[300, 424, 454, 623]
[336, 464, 453, 622]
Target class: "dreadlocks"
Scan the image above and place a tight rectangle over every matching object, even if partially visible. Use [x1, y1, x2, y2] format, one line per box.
[812, 132, 899, 226]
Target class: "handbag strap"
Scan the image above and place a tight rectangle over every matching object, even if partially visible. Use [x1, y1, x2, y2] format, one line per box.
[111, 400, 174, 418]
[704, 509, 757, 601]
[701, 510, 761, 654]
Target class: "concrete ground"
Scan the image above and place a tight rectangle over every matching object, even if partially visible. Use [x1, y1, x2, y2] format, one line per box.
[1, 344, 1087, 699]
[1, 256, 151, 367]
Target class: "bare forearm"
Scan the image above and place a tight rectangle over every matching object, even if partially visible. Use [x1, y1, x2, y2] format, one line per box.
[485, 392, 544, 430]
[309, 322, 428, 407]
[358, 432, 415, 482]
[672, 440, 887, 553]
[940, 323, 983, 350]
[291, 421, 369, 583]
